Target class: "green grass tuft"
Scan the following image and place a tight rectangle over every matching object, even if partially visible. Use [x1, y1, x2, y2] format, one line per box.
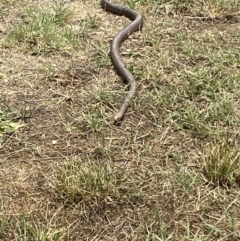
[201, 141, 240, 187]
[53, 159, 140, 206]
[4, 1, 77, 54]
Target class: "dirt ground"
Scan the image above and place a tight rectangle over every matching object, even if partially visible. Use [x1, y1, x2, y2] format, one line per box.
[1, 0, 240, 240]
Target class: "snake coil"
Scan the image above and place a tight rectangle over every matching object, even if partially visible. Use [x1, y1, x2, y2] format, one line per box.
[101, 0, 143, 122]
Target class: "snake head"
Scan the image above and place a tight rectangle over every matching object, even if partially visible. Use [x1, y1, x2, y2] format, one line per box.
[114, 112, 124, 125]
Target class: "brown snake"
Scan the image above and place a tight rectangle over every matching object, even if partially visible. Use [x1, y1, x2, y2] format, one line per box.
[100, 0, 143, 122]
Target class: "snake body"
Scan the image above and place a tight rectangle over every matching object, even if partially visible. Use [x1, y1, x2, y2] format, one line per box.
[100, 0, 143, 122]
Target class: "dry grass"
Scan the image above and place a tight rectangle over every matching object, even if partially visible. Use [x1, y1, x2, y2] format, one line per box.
[1, 0, 240, 240]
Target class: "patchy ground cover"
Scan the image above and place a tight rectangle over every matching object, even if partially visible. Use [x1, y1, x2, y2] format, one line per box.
[1, 0, 240, 240]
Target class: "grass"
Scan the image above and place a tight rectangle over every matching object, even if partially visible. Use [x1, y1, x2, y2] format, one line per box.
[201, 141, 240, 187]
[0, 110, 23, 139]
[3, 2, 77, 54]
[0, 213, 65, 241]
[0, 0, 240, 240]
[52, 159, 140, 205]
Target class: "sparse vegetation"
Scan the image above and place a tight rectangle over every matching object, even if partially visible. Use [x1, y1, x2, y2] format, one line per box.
[0, 0, 240, 240]
[4, 2, 77, 54]
[53, 159, 140, 205]
[201, 141, 240, 187]
[0, 110, 23, 139]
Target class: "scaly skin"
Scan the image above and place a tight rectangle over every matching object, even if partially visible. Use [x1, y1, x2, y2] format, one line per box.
[101, 0, 143, 123]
